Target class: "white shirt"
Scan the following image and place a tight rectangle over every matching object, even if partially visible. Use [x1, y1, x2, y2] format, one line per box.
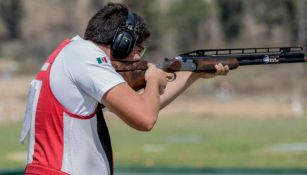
[21, 35, 124, 175]
[50, 35, 125, 115]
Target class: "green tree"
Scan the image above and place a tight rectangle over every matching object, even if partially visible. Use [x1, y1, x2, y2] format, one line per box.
[249, 0, 298, 41]
[168, 0, 211, 52]
[0, 0, 23, 39]
[123, 0, 162, 57]
[216, 0, 244, 42]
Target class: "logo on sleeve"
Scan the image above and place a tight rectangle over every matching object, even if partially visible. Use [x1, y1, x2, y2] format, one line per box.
[96, 57, 108, 64]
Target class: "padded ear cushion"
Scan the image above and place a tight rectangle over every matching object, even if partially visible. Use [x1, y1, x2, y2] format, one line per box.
[111, 12, 136, 59]
[111, 28, 135, 59]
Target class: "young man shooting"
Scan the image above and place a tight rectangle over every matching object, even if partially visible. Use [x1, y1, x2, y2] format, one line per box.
[20, 2, 229, 175]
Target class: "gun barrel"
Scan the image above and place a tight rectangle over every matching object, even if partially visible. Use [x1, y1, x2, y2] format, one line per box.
[179, 47, 306, 67]
[237, 52, 305, 65]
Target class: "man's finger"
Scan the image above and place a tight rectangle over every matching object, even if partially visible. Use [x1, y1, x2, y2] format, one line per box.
[166, 72, 176, 82]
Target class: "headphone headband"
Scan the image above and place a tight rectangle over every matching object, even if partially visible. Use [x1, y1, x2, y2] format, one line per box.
[126, 12, 136, 31]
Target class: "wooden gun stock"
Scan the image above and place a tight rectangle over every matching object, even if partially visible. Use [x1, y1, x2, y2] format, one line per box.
[111, 60, 148, 91]
[194, 58, 239, 72]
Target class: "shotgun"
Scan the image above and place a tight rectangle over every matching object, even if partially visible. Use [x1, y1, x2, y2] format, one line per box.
[112, 47, 306, 91]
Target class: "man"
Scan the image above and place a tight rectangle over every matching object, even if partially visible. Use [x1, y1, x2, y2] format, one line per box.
[20, 2, 229, 175]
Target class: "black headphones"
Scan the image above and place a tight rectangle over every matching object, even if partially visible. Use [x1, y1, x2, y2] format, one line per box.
[111, 12, 137, 59]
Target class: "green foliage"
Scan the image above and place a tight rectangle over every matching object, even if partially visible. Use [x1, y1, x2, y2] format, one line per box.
[123, 0, 162, 54]
[168, 0, 211, 51]
[216, 0, 244, 42]
[0, 0, 23, 39]
[0, 0, 306, 74]
[250, 0, 293, 25]
[249, 0, 298, 39]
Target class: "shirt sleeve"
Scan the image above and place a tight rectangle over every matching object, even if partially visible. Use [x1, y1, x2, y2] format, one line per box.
[63, 42, 126, 102]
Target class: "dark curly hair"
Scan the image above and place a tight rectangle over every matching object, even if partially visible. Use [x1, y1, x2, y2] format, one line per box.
[84, 2, 150, 45]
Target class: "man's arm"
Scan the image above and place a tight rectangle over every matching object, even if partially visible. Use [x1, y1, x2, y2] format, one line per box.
[160, 63, 229, 109]
[101, 63, 167, 131]
[159, 71, 197, 109]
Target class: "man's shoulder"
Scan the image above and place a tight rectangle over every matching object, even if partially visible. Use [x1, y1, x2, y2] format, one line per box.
[62, 36, 107, 60]
[66, 36, 98, 52]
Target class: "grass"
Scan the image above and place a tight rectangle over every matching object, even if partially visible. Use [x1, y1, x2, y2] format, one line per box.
[0, 115, 306, 170]
[0, 122, 26, 169]
[108, 114, 307, 169]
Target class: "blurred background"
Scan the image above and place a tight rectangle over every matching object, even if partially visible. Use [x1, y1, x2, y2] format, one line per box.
[0, 0, 306, 174]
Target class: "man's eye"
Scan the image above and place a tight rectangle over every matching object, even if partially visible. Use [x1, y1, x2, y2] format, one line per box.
[136, 45, 146, 57]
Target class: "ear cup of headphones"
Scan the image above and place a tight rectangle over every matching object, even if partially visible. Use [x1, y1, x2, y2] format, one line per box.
[111, 12, 136, 59]
[111, 28, 136, 59]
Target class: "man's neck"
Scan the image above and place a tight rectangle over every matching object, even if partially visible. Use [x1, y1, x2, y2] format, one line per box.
[96, 43, 112, 59]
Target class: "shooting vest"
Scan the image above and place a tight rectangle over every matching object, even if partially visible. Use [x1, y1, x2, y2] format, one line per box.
[20, 39, 114, 175]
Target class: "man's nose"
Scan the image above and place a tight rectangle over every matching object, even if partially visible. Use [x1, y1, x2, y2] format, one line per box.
[134, 54, 141, 61]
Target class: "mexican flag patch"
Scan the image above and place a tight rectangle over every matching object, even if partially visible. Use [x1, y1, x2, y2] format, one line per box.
[96, 57, 108, 64]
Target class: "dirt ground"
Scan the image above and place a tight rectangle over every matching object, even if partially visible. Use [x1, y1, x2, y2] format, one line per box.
[0, 75, 305, 124]
[160, 95, 304, 118]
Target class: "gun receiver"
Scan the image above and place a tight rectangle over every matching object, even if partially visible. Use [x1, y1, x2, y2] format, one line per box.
[112, 47, 306, 91]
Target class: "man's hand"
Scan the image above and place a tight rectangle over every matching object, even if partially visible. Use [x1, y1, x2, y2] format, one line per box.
[193, 63, 229, 79]
[145, 63, 173, 95]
